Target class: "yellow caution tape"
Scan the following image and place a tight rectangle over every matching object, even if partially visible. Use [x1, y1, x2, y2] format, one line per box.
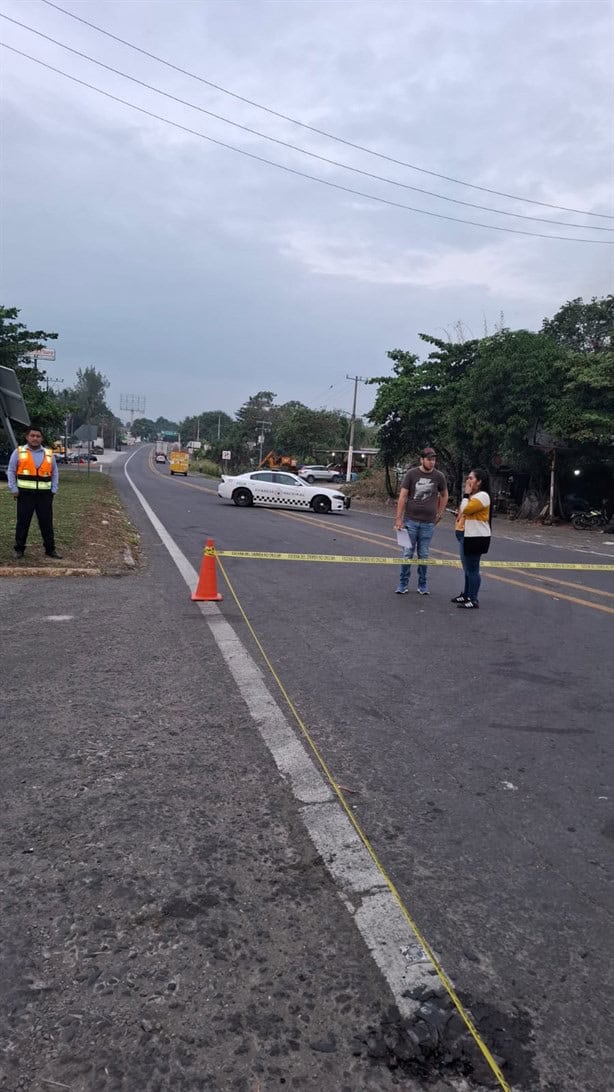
[215, 550, 614, 571]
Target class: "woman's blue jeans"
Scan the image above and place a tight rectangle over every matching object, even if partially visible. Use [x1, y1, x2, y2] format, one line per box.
[456, 530, 481, 601]
[456, 530, 468, 596]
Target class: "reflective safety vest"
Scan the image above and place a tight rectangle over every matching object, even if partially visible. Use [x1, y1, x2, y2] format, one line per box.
[16, 445, 54, 490]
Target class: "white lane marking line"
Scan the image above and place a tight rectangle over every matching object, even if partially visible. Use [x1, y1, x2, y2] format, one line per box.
[123, 452, 433, 1020]
[44, 615, 74, 621]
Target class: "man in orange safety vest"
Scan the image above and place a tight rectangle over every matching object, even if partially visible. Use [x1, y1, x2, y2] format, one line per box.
[7, 425, 62, 560]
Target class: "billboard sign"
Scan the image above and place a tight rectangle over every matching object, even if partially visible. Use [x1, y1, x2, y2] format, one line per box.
[31, 348, 56, 361]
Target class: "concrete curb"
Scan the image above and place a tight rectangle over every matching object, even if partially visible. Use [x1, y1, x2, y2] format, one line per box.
[0, 566, 102, 577]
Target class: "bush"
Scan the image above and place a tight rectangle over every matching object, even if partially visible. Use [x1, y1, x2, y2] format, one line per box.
[191, 458, 221, 478]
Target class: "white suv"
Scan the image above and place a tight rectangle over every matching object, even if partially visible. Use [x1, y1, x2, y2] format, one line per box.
[298, 465, 343, 483]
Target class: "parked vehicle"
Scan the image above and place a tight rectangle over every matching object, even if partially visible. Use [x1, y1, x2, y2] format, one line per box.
[298, 464, 343, 483]
[170, 451, 189, 476]
[571, 508, 607, 530]
[218, 470, 350, 513]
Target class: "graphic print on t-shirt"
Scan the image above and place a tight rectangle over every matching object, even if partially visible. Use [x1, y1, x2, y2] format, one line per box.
[413, 476, 436, 505]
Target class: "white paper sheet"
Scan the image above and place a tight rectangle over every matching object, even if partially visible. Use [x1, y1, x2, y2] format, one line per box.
[396, 528, 411, 549]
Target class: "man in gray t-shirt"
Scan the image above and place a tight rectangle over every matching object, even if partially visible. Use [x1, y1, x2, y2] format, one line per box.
[393, 447, 448, 595]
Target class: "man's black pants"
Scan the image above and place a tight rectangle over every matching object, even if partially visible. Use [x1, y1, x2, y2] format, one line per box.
[15, 491, 56, 553]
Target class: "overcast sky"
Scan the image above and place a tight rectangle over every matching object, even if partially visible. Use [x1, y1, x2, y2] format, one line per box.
[1, 0, 613, 424]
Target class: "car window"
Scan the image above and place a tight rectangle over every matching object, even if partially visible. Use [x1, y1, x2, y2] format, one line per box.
[275, 473, 301, 486]
[250, 472, 274, 482]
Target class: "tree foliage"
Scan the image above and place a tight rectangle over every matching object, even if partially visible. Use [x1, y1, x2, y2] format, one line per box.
[0, 305, 63, 437]
[542, 295, 613, 353]
[368, 295, 614, 503]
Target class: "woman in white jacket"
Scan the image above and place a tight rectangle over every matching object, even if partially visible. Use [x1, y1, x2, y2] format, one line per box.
[453, 468, 491, 610]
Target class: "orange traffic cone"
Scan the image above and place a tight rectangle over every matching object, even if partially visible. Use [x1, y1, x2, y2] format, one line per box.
[191, 539, 223, 601]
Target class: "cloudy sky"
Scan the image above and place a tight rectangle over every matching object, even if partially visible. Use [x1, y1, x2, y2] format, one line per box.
[1, 0, 612, 424]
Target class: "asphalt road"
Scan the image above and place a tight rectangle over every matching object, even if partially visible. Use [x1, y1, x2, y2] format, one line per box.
[121, 447, 614, 1092]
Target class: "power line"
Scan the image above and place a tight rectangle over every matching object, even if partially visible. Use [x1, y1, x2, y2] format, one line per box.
[2, 11, 610, 233]
[2, 42, 611, 246]
[40, 0, 614, 221]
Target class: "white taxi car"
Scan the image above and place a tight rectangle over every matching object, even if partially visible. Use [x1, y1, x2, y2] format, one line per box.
[218, 470, 351, 514]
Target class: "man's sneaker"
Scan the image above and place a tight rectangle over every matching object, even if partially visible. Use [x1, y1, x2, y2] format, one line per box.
[457, 599, 479, 609]
[417, 587, 430, 596]
[13, 548, 24, 560]
[451, 593, 468, 603]
[395, 586, 409, 595]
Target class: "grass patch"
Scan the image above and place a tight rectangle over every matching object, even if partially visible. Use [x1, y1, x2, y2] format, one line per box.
[190, 458, 221, 478]
[0, 468, 140, 573]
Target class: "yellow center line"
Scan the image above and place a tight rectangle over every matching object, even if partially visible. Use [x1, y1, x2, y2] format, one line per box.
[148, 454, 219, 494]
[148, 464, 612, 612]
[274, 511, 614, 613]
[514, 569, 614, 600]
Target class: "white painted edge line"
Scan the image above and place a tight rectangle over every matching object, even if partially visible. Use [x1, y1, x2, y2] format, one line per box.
[123, 452, 435, 1022]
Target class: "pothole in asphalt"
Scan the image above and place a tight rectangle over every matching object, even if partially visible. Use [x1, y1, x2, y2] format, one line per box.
[356, 990, 539, 1090]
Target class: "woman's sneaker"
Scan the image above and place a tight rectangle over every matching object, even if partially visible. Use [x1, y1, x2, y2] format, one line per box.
[450, 594, 468, 603]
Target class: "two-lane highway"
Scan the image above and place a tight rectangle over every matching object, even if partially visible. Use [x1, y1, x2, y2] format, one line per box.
[119, 447, 614, 1092]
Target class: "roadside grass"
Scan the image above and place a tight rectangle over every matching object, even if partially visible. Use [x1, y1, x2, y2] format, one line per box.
[0, 469, 140, 572]
[190, 458, 221, 478]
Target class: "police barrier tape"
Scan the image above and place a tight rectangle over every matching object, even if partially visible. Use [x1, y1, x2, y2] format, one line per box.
[214, 550, 614, 571]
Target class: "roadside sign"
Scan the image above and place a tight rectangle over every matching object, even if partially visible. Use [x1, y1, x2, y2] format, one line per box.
[222, 450, 231, 460]
[31, 348, 56, 361]
[0, 366, 30, 425]
[75, 424, 97, 442]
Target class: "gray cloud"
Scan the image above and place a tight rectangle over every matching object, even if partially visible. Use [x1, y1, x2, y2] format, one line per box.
[1, 0, 612, 421]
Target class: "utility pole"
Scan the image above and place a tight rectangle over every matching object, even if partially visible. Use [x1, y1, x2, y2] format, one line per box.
[345, 375, 368, 483]
[256, 420, 268, 466]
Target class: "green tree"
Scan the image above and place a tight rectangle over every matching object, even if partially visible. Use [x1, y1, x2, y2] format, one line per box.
[0, 305, 63, 438]
[178, 410, 234, 444]
[131, 417, 157, 441]
[542, 296, 614, 445]
[451, 330, 561, 463]
[546, 350, 614, 444]
[71, 366, 110, 426]
[274, 404, 349, 459]
[542, 295, 614, 353]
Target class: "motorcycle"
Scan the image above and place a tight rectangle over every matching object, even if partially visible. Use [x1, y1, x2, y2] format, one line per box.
[571, 508, 607, 530]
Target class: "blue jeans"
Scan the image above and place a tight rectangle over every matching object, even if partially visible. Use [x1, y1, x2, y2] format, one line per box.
[456, 530, 469, 597]
[398, 520, 435, 591]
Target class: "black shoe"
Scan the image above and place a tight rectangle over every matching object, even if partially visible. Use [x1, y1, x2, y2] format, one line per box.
[457, 599, 479, 609]
[451, 593, 468, 603]
[45, 550, 63, 559]
[13, 548, 24, 559]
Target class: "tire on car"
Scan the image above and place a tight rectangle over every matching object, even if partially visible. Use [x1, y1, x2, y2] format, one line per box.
[311, 495, 331, 514]
[305, 474, 315, 483]
[233, 487, 254, 507]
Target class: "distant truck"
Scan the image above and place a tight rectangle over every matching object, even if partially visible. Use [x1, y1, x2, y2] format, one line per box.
[169, 450, 189, 476]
